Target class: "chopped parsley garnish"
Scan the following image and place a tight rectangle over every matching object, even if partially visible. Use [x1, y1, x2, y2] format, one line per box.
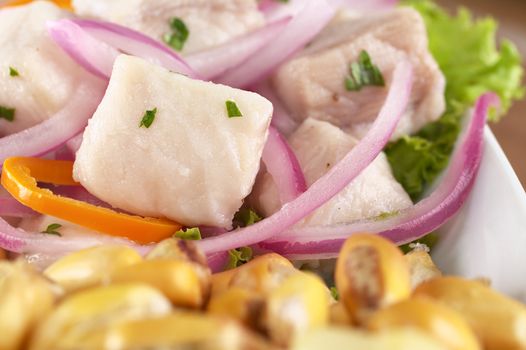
[173, 227, 202, 241]
[330, 286, 340, 301]
[139, 108, 157, 128]
[373, 211, 400, 221]
[42, 223, 62, 236]
[400, 232, 439, 254]
[233, 208, 262, 228]
[345, 50, 385, 91]
[163, 17, 189, 51]
[0, 106, 15, 122]
[226, 100, 243, 118]
[227, 246, 253, 269]
[9, 67, 19, 77]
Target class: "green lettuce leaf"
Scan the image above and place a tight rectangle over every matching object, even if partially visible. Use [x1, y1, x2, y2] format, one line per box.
[386, 0, 524, 200]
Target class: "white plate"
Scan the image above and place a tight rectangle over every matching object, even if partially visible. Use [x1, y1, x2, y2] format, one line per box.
[433, 127, 526, 301]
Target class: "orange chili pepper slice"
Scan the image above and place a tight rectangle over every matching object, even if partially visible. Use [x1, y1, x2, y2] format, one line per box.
[1, 157, 182, 244]
[1, 0, 72, 10]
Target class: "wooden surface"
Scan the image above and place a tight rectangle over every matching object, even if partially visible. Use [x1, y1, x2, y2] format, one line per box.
[437, 0, 526, 188]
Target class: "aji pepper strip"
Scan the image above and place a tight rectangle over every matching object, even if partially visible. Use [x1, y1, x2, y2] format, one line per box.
[1, 157, 181, 244]
[0, 0, 72, 10]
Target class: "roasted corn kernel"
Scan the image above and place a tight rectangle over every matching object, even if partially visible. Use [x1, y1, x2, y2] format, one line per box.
[329, 302, 354, 326]
[44, 245, 142, 293]
[146, 237, 208, 268]
[291, 326, 446, 350]
[0, 248, 5, 260]
[29, 283, 172, 350]
[109, 259, 210, 308]
[208, 287, 265, 330]
[335, 234, 411, 324]
[101, 312, 274, 350]
[262, 272, 330, 347]
[414, 276, 526, 350]
[211, 253, 294, 296]
[367, 298, 480, 350]
[405, 248, 442, 289]
[0, 260, 55, 350]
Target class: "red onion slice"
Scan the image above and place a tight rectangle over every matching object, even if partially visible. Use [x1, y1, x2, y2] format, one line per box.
[262, 126, 307, 205]
[0, 196, 37, 218]
[261, 93, 499, 258]
[186, 17, 291, 80]
[206, 251, 230, 273]
[216, 0, 335, 88]
[328, 0, 398, 11]
[70, 19, 198, 79]
[0, 81, 105, 165]
[0, 216, 147, 257]
[47, 19, 119, 80]
[197, 61, 413, 254]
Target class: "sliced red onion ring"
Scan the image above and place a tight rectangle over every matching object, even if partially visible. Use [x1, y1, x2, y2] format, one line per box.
[328, 0, 398, 11]
[47, 19, 119, 80]
[197, 61, 413, 254]
[70, 19, 198, 79]
[186, 17, 291, 81]
[0, 216, 148, 257]
[261, 93, 499, 258]
[254, 82, 298, 136]
[206, 251, 230, 273]
[0, 196, 37, 218]
[67, 133, 83, 154]
[262, 126, 306, 205]
[0, 81, 105, 165]
[216, 0, 335, 88]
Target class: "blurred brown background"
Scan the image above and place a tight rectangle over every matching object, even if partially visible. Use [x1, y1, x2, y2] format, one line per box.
[437, 0, 526, 188]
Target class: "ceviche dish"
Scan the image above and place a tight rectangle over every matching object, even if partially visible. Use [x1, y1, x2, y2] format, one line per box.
[0, 0, 525, 349]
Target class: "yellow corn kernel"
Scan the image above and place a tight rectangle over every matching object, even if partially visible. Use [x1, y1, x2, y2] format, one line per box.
[405, 249, 442, 289]
[367, 298, 480, 350]
[109, 259, 210, 308]
[335, 234, 411, 324]
[291, 327, 446, 350]
[146, 238, 208, 268]
[414, 276, 526, 350]
[263, 272, 330, 347]
[29, 283, 172, 350]
[211, 253, 294, 296]
[208, 287, 265, 330]
[0, 260, 56, 350]
[44, 245, 142, 293]
[102, 312, 274, 350]
[330, 302, 354, 326]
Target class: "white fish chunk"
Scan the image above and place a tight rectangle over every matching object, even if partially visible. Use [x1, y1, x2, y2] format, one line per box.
[72, 0, 265, 54]
[74, 55, 273, 228]
[250, 119, 412, 226]
[0, 1, 101, 136]
[272, 8, 445, 139]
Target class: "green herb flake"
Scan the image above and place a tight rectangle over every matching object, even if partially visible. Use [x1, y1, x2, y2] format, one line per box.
[42, 223, 62, 237]
[9, 67, 19, 77]
[345, 50, 385, 92]
[373, 211, 400, 221]
[330, 287, 340, 301]
[163, 17, 189, 51]
[233, 208, 262, 228]
[139, 108, 157, 128]
[173, 227, 202, 241]
[0, 106, 15, 122]
[227, 246, 253, 269]
[226, 100, 243, 118]
[400, 232, 439, 254]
